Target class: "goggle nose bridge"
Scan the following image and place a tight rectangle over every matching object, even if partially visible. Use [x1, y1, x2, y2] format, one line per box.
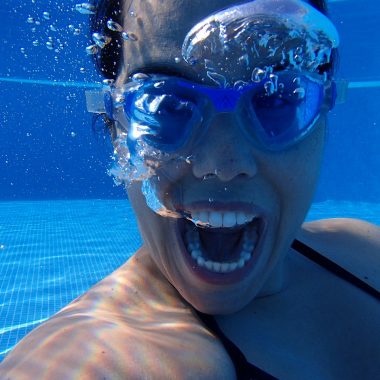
[178, 80, 253, 113]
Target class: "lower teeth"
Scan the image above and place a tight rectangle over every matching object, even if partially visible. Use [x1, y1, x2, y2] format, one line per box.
[184, 223, 258, 273]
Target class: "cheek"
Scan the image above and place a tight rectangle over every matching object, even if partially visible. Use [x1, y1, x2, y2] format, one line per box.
[257, 120, 326, 228]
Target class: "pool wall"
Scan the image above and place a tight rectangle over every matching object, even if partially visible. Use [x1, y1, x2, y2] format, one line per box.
[0, 0, 380, 202]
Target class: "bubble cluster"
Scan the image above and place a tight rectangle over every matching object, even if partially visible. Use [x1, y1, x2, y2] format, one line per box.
[22, 1, 97, 74]
[182, 0, 339, 87]
[84, 14, 139, 60]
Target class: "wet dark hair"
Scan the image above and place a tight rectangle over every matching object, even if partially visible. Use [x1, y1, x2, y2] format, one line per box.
[90, 0, 336, 81]
[90, 0, 125, 79]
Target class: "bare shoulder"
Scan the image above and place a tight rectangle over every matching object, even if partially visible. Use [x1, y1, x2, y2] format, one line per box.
[0, 248, 234, 380]
[297, 218, 380, 290]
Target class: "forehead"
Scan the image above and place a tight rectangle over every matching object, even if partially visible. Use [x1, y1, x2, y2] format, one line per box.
[119, 0, 313, 82]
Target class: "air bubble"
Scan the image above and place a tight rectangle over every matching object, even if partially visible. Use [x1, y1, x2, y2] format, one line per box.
[233, 80, 248, 91]
[92, 32, 111, 48]
[20, 48, 26, 54]
[121, 31, 138, 41]
[74, 29, 81, 36]
[35, 20, 41, 26]
[174, 57, 181, 64]
[27, 17, 35, 24]
[86, 44, 98, 55]
[43, 12, 51, 20]
[70, 132, 76, 137]
[251, 67, 266, 83]
[107, 19, 123, 32]
[293, 77, 301, 86]
[131, 73, 150, 82]
[115, 94, 125, 104]
[294, 87, 305, 100]
[75, 3, 97, 15]
[50, 24, 57, 32]
[264, 81, 275, 96]
[68, 25, 75, 32]
[102, 79, 115, 86]
[188, 57, 199, 66]
[46, 41, 54, 50]
[238, 54, 249, 67]
[207, 71, 226, 87]
[32, 40, 39, 47]
[80, 68, 86, 73]
[153, 81, 164, 88]
[204, 59, 216, 71]
[269, 74, 278, 92]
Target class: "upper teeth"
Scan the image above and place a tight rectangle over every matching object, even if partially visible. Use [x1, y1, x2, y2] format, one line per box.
[190, 211, 256, 228]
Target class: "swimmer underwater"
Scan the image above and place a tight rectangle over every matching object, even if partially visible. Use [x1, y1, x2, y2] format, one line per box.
[1, 0, 380, 378]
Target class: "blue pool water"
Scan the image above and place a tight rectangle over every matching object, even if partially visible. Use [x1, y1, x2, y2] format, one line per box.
[1, 199, 380, 360]
[1, 0, 380, 364]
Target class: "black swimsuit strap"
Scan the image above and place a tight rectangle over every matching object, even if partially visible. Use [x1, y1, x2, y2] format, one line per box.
[196, 311, 279, 380]
[292, 239, 380, 301]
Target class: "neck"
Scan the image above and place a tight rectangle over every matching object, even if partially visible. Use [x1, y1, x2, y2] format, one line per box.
[257, 256, 289, 298]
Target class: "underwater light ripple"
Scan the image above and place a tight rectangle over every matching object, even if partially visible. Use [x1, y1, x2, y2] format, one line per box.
[0, 77, 101, 88]
[0, 77, 379, 89]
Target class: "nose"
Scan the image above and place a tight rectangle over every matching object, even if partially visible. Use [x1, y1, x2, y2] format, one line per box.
[191, 113, 258, 182]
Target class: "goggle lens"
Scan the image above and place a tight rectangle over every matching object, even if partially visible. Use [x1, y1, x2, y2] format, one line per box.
[124, 84, 201, 152]
[248, 72, 324, 149]
[116, 71, 330, 153]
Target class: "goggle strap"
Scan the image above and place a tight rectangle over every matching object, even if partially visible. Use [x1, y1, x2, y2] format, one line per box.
[85, 89, 106, 114]
[334, 79, 349, 105]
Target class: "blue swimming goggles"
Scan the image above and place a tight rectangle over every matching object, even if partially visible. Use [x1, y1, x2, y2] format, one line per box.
[92, 70, 336, 152]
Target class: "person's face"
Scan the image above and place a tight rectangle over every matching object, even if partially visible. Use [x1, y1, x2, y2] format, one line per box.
[116, 0, 328, 314]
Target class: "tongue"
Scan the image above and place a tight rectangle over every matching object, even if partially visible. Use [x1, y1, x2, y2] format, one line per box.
[198, 227, 244, 262]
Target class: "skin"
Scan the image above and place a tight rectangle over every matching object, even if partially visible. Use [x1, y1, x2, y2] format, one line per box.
[0, 1, 379, 379]
[118, 0, 329, 315]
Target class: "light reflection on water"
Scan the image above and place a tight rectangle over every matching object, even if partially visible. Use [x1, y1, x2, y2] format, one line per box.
[0, 198, 379, 361]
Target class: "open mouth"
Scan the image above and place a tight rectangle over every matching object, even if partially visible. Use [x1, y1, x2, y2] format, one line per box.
[178, 205, 267, 281]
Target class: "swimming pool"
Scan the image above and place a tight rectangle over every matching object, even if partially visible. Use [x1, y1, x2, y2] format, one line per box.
[1, 199, 380, 360]
[1, 0, 380, 363]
